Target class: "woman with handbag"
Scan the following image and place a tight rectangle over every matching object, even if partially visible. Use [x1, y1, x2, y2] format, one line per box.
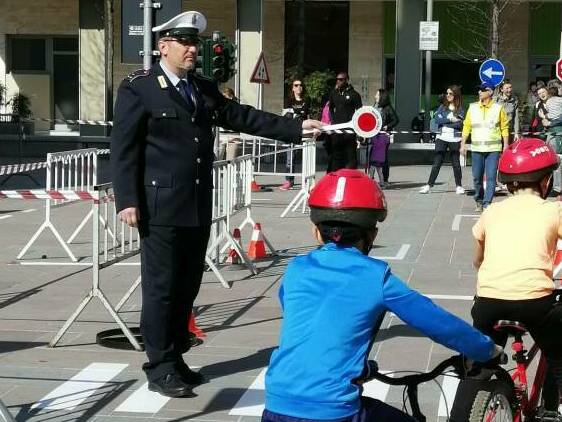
[419, 85, 465, 195]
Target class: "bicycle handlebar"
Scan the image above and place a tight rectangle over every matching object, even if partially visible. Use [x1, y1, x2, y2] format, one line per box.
[368, 355, 465, 386]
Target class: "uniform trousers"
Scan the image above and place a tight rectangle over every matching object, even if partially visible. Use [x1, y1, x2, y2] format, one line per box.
[139, 224, 211, 381]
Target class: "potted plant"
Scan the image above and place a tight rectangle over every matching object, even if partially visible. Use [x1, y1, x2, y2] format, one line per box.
[8, 92, 34, 135]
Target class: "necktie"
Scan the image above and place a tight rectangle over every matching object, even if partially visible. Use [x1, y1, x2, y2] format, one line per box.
[177, 79, 197, 109]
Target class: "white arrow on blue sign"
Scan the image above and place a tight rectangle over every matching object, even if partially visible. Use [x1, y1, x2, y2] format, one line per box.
[479, 59, 505, 86]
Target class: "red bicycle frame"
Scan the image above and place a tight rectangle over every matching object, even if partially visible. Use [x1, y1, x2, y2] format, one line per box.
[509, 338, 548, 421]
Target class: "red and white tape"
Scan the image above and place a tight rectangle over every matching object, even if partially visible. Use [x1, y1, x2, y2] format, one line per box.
[0, 189, 96, 201]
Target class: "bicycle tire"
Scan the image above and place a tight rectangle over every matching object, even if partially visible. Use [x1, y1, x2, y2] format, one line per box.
[468, 380, 515, 422]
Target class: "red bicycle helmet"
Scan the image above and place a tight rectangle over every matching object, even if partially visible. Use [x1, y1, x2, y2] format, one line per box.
[498, 138, 559, 183]
[309, 169, 387, 228]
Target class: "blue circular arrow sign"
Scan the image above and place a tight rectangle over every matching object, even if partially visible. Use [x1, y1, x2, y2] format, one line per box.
[479, 59, 505, 86]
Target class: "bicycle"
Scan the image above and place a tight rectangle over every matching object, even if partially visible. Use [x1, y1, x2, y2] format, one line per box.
[365, 354, 467, 422]
[468, 319, 558, 422]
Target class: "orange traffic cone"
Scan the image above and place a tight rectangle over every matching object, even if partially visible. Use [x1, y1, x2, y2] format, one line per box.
[226, 228, 242, 264]
[247, 223, 267, 260]
[188, 313, 206, 339]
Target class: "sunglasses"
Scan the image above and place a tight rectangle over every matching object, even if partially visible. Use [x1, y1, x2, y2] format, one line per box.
[293, 83, 302, 87]
[165, 38, 199, 46]
[446, 92, 454, 96]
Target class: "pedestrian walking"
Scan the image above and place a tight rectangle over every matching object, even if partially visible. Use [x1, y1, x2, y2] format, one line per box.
[326, 72, 362, 172]
[280, 78, 310, 190]
[110, 10, 322, 398]
[419, 85, 465, 195]
[373, 89, 399, 184]
[368, 132, 390, 187]
[460, 82, 509, 212]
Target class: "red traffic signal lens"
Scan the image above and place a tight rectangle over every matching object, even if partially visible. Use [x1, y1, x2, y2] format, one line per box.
[213, 44, 223, 54]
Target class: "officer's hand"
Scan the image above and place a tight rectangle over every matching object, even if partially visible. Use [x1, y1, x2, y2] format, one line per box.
[119, 207, 140, 228]
[302, 119, 323, 138]
[514, 133, 521, 141]
[460, 145, 467, 156]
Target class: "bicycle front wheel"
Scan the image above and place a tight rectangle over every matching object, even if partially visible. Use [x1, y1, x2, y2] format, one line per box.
[469, 380, 515, 422]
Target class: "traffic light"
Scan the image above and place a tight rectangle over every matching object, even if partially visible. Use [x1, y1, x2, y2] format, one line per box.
[222, 39, 237, 82]
[211, 42, 226, 81]
[196, 33, 236, 83]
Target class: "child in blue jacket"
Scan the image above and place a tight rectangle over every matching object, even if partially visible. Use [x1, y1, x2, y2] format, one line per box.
[263, 169, 502, 422]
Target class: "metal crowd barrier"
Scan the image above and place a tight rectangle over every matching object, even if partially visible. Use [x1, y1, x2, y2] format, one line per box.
[17, 148, 105, 262]
[0, 399, 15, 422]
[280, 140, 316, 217]
[49, 183, 142, 350]
[206, 155, 278, 288]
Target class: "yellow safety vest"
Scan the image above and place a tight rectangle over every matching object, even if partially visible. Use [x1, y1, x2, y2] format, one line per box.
[469, 102, 503, 152]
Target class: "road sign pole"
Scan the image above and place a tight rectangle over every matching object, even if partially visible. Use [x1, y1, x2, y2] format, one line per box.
[424, 0, 433, 134]
[142, 0, 153, 70]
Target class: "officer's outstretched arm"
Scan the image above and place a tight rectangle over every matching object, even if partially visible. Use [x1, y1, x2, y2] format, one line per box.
[382, 273, 495, 363]
[218, 99, 303, 144]
[110, 82, 146, 214]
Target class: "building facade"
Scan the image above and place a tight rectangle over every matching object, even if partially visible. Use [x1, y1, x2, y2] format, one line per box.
[0, 0, 560, 135]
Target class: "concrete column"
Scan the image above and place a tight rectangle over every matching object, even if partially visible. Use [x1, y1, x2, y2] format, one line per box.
[394, 0, 424, 141]
[237, 0, 262, 108]
[79, 0, 106, 132]
[263, 1, 284, 113]
[348, 2, 384, 105]
[499, 3, 529, 99]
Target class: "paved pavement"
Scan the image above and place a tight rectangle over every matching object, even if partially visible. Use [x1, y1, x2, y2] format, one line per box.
[0, 164, 501, 421]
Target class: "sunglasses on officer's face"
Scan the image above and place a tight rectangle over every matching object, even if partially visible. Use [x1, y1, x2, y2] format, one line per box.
[165, 38, 199, 46]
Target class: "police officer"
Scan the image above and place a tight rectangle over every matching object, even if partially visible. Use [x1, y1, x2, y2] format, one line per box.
[110, 11, 322, 398]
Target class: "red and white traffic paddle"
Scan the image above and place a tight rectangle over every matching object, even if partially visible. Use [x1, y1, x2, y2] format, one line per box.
[306, 106, 383, 138]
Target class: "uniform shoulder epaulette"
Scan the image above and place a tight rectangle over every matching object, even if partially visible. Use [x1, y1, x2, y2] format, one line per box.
[125, 69, 150, 82]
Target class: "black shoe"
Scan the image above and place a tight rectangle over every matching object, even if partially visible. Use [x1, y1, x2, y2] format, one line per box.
[148, 373, 195, 398]
[176, 363, 207, 386]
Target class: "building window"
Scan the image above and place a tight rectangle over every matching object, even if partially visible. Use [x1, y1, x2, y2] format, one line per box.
[284, 1, 349, 75]
[10, 38, 46, 71]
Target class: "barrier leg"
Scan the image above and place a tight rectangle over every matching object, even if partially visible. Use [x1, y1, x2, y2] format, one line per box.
[97, 290, 143, 351]
[50, 292, 94, 347]
[280, 189, 307, 218]
[205, 255, 231, 289]
[115, 275, 141, 312]
[18, 221, 78, 262]
[67, 208, 93, 243]
[0, 399, 15, 422]
[224, 229, 257, 275]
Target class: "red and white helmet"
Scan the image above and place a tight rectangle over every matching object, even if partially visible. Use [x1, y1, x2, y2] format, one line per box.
[498, 138, 559, 183]
[308, 169, 387, 228]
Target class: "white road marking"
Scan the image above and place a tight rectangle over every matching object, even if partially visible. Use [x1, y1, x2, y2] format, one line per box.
[451, 214, 479, 231]
[22, 208, 36, 213]
[115, 382, 170, 413]
[371, 244, 410, 261]
[0, 215, 12, 220]
[31, 362, 128, 411]
[438, 376, 460, 417]
[229, 368, 266, 416]
[362, 371, 393, 401]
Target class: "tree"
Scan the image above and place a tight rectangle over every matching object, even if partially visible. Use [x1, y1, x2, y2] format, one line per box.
[445, 0, 522, 61]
